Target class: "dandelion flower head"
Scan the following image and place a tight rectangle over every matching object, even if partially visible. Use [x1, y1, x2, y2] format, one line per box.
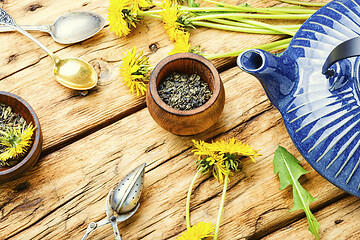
[120, 46, 152, 97]
[0, 124, 35, 164]
[160, 0, 185, 41]
[207, 137, 261, 162]
[169, 31, 191, 55]
[192, 138, 260, 183]
[131, 0, 151, 13]
[177, 222, 215, 240]
[108, 0, 136, 37]
[193, 140, 229, 183]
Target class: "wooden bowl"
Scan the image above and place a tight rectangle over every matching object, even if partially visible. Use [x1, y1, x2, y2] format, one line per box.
[0, 91, 42, 183]
[146, 53, 225, 135]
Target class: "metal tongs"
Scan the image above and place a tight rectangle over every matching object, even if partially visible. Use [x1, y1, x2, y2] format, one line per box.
[81, 163, 146, 240]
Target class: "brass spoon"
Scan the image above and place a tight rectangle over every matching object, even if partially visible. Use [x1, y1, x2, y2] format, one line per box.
[0, 8, 97, 90]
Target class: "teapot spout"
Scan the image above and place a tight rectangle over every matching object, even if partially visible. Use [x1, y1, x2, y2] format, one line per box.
[237, 49, 297, 110]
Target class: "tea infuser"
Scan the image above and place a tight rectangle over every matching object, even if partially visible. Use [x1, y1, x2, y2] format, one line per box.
[81, 163, 146, 240]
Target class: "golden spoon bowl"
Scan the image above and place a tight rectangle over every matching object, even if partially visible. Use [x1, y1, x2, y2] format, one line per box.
[54, 57, 97, 90]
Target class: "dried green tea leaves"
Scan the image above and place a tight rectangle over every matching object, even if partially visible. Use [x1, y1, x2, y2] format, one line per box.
[0, 104, 26, 131]
[158, 72, 213, 110]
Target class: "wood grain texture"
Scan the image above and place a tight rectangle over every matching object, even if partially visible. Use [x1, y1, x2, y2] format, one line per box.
[263, 195, 360, 240]
[0, 0, 284, 152]
[1, 0, 348, 239]
[0, 66, 348, 240]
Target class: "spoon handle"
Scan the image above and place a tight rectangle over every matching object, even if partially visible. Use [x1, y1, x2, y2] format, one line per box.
[0, 25, 51, 33]
[0, 8, 58, 62]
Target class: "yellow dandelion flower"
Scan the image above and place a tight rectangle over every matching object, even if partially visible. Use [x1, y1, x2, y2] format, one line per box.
[177, 222, 215, 240]
[192, 138, 260, 182]
[190, 138, 258, 239]
[208, 137, 261, 162]
[160, 0, 185, 41]
[120, 46, 152, 97]
[131, 0, 151, 13]
[192, 140, 213, 158]
[169, 31, 191, 55]
[193, 140, 230, 182]
[0, 124, 35, 164]
[108, 0, 137, 37]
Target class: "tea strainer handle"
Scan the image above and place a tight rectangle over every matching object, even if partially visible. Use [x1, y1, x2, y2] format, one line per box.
[110, 216, 122, 240]
[322, 37, 360, 76]
[81, 218, 110, 240]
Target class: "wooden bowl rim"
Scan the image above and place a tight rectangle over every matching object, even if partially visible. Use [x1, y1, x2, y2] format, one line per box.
[0, 91, 42, 176]
[149, 53, 222, 116]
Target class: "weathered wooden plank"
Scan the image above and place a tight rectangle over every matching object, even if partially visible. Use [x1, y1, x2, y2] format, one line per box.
[0, 1, 337, 239]
[0, 0, 284, 77]
[0, 66, 346, 240]
[0, 0, 286, 152]
[263, 195, 360, 240]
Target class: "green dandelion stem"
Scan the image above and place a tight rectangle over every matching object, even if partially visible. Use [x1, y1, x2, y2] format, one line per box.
[204, 37, 292, 59]
[181, 7, 246, 12]
[139, 11, 163, 19]
[192, 21, 288, 35]
[201, 0, 318, 14]
[214, 175, 229, 240]
[237, 19, 296, 36]
[207, 18, 301, 30]
[190, 13, 312, 21]
[141, 9, 162, 14]
[148, 3, 315, 14]
[181, 6, 315, 14]
[150, 0, 316, 16]
[207, 19, 263, 29]
[186, 169, 202, 229]
[277, 0, 326, 7]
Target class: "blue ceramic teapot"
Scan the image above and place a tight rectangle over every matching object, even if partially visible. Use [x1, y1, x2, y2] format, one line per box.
[237, 0, 360, 197]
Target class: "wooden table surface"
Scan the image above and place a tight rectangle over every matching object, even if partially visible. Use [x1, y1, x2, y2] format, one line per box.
[1, 0, 359, 239]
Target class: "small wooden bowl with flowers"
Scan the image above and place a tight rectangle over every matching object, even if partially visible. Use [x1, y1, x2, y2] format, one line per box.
[146, 53, 225, 135]
[0, 91, 42, 183]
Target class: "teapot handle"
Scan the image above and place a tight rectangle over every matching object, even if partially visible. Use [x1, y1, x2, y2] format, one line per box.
[322, 37, 360, 76]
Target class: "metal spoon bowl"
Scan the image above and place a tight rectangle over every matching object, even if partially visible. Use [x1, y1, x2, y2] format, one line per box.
[0, 11, 105, 44]
[0, 8, 98, 90]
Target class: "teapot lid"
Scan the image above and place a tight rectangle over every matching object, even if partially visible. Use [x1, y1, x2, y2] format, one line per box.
[282, 0, 360, 197]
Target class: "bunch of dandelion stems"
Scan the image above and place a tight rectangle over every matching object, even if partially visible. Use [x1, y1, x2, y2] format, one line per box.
[188, 168, 245, 240]
[185, 169, 230, 239]
[138, 0, 326, 59]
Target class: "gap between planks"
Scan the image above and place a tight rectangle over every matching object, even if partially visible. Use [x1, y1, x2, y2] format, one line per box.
[7, 99, 350, 240]
[40, 58, 238, 157]
[19, 65, 350, 239]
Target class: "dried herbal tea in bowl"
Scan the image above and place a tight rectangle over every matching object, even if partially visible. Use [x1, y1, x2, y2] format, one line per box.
[0, 103, 35, 167]
[157, 72, 213, 110]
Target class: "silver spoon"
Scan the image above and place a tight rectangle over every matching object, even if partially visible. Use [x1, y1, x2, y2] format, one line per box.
[0, 11, 105, 44]
[0, 8, 98, 90]
[81, 163, 146, 240]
